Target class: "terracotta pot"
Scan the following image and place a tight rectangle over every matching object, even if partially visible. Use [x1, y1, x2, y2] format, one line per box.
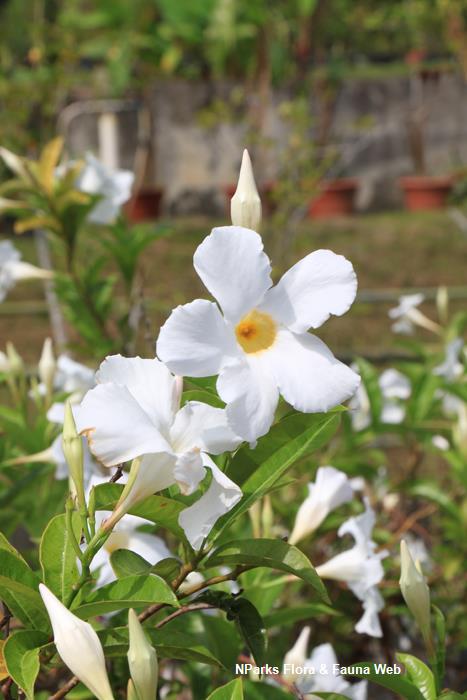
[125, 187, 164, 222]
[399, 176, 453, 211]
[308, 179, 358, 219]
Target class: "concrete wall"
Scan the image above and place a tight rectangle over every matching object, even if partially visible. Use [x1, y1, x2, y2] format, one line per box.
[65, 73, 467, 213]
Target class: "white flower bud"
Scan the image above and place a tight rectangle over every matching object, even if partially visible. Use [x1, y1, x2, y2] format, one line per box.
[399, 540, 431, 644]
[230, 149, 262, 231]
[62, 400, 85, 506]
[283, 627, 310, 682]
[39, 584, 114, 700]
[6, 342, 23, 376]
[38, 337, 56, 397]
[127, 609, 158, 700]
[0, 351, 10, 373]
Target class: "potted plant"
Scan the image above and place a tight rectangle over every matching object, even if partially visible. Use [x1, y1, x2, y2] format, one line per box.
[399, 51, 453, 210]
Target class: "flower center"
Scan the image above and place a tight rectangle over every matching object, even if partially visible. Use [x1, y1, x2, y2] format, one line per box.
[235, 309, 277, 353]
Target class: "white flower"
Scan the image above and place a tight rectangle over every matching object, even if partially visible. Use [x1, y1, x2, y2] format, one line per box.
[157, 226, 360, 442]
[91, 510, 171, 587]
[434, 338, 464, 381]
[316, 499, 387, 637]
[75, 153, 134, 224]
[289, 466, 354, 545]
[0, 240, 52, 302]
[388, 293, 441, 335]
[75, 355, 242, 549]
[38, 354, 95, 407]
[431, 434, 449, 451]
[284, 633, 367, 700]
[39, 584, 114, 700]
[349, 367, 410, 430]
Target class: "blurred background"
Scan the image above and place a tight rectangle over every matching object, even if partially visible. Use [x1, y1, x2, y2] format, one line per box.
[1, 0, 466, 359]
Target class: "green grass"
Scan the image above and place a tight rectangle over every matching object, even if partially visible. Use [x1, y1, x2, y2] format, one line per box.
[1, 210, 466, 363]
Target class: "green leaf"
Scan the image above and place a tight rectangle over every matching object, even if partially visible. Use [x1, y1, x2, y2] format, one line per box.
[348, 661, 425, 699]
[100, 626, 223, 667]
[72, 574, 179, 618]
[228, 598, 267, 668]
[207, 678, 244, 699]
[396, 654, 436, 700]
[3, 630, 49, 700]
[109, 549, 152, 578]
[263, 603, 340, 628]
[408, 482, 460, 520]
[355, 357, 383, 424]
[151, 558, 182, 583]
[0, 531, 27, 562]
[0, 551, 49, 630]
[243, 681, 292, 699]
[39, 513, 81, 601]
[205, 538, 328, 602]
[93, 483, 185, 538]
[313, 695, 356, 700]
[217, 412, 340, 536]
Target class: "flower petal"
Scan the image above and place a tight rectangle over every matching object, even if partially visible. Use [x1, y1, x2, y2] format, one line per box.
[173, 449, 206, 496]
[262, 330, 360, 413]
[75, 383, 171, 466]
[157, 299, 238, 377]
[178, 455, 242, 550]
[193, 226, 272, 322]
[116, 452, 176, 515]
[170, 401, 242, 455]
[261, 249, 357, 332]
[217, 358, 279, 443]
[96, 355, 176, 434]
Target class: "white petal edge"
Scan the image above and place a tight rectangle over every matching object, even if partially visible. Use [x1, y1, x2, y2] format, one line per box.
[157, 299, 238, 377]
[261, 249, 357, 332]
[96, 355, 177, 435]
[170, 401, 242, 455]
[75, 383, 171, 466]
[262, 330, 360, 413]
[193, 226, 272, 323]
[178, 454, 242, 550]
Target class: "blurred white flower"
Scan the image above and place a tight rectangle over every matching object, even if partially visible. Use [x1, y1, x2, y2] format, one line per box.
[75, 153, 134, 224]
[75, 355, 242, 549]
[283, 631, 367, 700]
[157, 226, 359, 443]
[0, 239, 52, 302]
[289, 466, 355, 544]
[91, 510, 171, 587]
[39, 584, 114, 700]
[431, 434, 449, 451]
[316, 499, 387, 637]
[434, 338, 464, 382]
[389, 293, 441, 335]
[349, 367, 411, 430]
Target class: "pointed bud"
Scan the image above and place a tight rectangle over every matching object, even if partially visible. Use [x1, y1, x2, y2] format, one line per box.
[38, 337, 56, 398]
[127, 679, 139, 700]
[230, 149, 262, 231]
[6, 342, 23, 376]
[283, 627, 311, 682]
[127, 609, 158, 700]
[0, 351, 10, 373]
[399, 540, 431, 645]
[62, 400, 85, 506]
[39, 584, 114, 700]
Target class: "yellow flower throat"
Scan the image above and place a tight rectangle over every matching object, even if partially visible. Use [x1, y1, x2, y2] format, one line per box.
[235, 309, 277, 353]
